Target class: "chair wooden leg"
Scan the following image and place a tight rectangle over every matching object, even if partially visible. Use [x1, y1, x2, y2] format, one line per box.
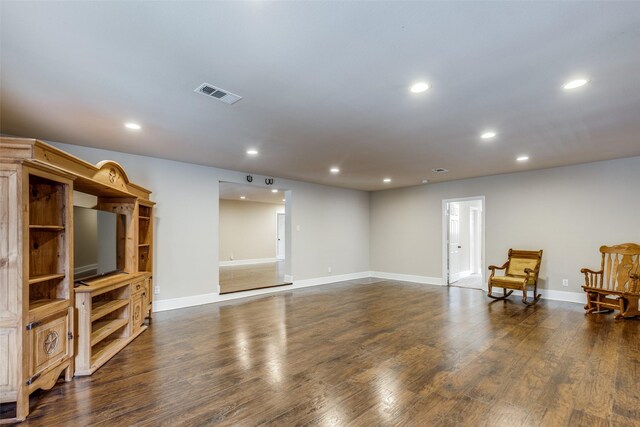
[522, 286, 541, 306]
[621, 296, 640, 318]
[488, 286, 513, 300]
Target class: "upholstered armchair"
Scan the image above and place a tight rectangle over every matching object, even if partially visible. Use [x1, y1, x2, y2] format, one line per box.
[487, 249, 543, 305]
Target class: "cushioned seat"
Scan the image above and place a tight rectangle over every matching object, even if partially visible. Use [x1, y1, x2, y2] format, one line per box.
[490, 275, 536, 286]
[487, 249, 543, 305]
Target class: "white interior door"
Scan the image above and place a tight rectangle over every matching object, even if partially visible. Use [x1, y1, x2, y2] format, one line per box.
[470, 207, 481, 274]
[448, 203, 462, 283]
[276, 213, 285, 260]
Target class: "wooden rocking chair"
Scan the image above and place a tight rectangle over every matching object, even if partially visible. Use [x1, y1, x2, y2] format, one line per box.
[581, 243, 640, 319]
[487, 249, 543, 305]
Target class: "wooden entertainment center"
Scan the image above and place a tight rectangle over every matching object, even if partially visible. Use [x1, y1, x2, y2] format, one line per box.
[0, 137, 154, 422]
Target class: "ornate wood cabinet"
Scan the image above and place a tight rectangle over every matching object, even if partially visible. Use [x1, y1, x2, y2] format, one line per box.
[0, 137, 154, 422]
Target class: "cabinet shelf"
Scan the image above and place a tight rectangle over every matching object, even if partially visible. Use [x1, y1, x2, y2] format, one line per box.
[138, 243, 150, 247]
[138, 216, 150, 220]
[28, 273, 65, 285]
[29, 299, 70, 320]
[90, 337, 127, 368]
[91, 318, 128, 346]
[29, 225, 65, 230]
[91, 299, 129, 322]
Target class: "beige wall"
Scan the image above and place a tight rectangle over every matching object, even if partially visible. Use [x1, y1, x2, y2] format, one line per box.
[219, 199, 284, 261]
[370, 156, 640, 293]
[51, 141, 371, 301]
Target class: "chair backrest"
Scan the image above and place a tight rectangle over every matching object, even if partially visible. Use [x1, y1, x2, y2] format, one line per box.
[506, 249, 543, 278]
[598, 243, 640, 293]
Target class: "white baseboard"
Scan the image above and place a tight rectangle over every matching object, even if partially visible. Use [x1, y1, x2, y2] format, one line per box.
[292, 271, 371, 289]
[219, 258, 279, 267]
[507, 288, 585, 304]
[369, 271, 445, 286]
[284, 274, 293, 283]
[153, 270, 585, 312]
[154, 271, 370, 312]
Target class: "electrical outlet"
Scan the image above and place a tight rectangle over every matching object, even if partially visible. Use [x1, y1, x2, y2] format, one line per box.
[328, 266, 332, 273]
[562, 279, 569, 287]
[154, 286, 160, 295]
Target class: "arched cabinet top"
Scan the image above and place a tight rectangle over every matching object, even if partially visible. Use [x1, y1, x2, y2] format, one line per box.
[94, 160, 131, 192]
[0, 136, 152, 200]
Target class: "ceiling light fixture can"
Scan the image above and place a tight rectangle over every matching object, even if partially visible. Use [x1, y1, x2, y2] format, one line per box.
[410, 82, 430, 93]
[125, 122, 141, 130]
[271, 189, 278, 193]
[330, 167, 340, 174]
[563, 79, 588, 90]
[481, 131, 496, 139]
[517, 156, 529, 162]
[246, 149, 259, 155]
[383, 178, 392, 183]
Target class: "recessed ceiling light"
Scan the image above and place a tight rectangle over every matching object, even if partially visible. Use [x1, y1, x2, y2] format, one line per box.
[421, 179, 429, 184]
[271, 189, 278, 193]
[383, 178, 392, 183]
[124, 122, 141, 130]
[410, 82, 430, 93]
[517, 155, 529, 162]
[246, 149, 259, 156]
[330, 167, 340, 174]
[481, 131, 496, 139]
[282, 198, 285, 202]
[563, 79, 588, 90]
[240, 196, 246, 200]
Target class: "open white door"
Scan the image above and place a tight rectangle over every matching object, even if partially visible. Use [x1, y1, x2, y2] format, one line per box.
[443, 197, 485, 288]
[448, 203, 462, 283]
[276, 212, 285, 260]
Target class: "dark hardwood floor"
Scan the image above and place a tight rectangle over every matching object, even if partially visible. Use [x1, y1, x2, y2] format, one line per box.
[11, 279, 640, 426]
[219, 261, 288, 294]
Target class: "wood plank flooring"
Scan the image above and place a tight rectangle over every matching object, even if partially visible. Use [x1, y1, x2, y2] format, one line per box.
[219, 261, 288, 294]
[9, 279, 640, 426]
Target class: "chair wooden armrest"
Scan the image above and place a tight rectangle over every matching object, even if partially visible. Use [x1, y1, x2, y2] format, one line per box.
[488, 262, 508, 271]
[581, 268, 603, 289]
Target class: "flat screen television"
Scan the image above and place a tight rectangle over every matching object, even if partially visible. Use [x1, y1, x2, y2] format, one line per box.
[73, 206, 125, 281]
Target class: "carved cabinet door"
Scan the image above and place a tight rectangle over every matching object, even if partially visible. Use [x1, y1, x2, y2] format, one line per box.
[28, 309, 71, 378]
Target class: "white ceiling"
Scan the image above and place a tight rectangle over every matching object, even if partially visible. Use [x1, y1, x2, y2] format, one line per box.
[219, 181, 284, 205]
[2, 2, 640, 191]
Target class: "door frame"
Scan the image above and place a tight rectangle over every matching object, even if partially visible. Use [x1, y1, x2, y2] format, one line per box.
[276, 212, 285, 260]
[442, 196, 485, 286]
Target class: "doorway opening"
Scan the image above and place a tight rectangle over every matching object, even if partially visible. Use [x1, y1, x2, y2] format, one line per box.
[442, 197, 485, 289]
[218, 181, 292, 294]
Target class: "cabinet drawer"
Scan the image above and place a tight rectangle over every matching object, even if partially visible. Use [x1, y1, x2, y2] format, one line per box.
[131, 280, 145, 296]
[28, 308, 71, 378]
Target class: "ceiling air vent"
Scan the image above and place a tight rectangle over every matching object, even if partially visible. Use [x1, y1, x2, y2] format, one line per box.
[432, 168, 449, 173]
[194, 83, 242, 105]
